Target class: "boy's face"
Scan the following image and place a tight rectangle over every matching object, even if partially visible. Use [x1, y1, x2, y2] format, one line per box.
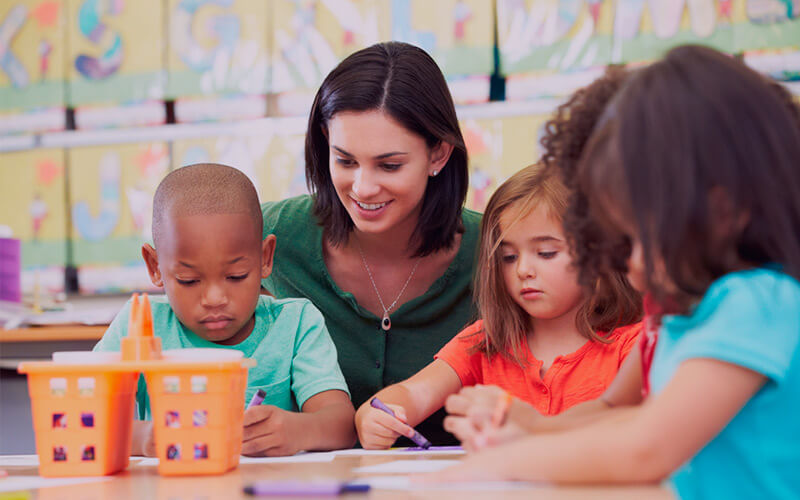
[142, 213, 275, 345]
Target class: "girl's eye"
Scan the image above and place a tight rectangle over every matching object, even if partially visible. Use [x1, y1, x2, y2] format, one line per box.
[501, 254, 517, 264]
[335, 158, 356, 167]
[538, 251, 558, 259]
[176, 278, 198, 286]
[228, 274, 248, 281]
[381, 163, 402, 171]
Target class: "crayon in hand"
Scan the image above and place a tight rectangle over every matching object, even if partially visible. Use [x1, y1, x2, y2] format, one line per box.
[370, 397, 431, 449]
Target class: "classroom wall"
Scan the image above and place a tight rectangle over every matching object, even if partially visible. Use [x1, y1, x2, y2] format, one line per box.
[1, 0, 798, 295]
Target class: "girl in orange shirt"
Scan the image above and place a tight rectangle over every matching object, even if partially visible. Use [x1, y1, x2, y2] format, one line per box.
[355, 163, 642, 449]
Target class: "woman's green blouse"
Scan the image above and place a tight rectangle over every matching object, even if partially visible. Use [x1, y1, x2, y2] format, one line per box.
[262, 195, 481, 445]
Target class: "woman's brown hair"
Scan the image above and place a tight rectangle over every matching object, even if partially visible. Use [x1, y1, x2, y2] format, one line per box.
[574, 45, 800, 307]
[473, 164, 642, 363]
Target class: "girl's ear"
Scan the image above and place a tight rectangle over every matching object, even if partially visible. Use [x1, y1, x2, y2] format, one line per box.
[141, 244, 163, 287]
[428, 141, 455, 177]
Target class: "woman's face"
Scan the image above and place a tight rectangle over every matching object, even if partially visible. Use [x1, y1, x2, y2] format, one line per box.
[326, 110, 450, 238]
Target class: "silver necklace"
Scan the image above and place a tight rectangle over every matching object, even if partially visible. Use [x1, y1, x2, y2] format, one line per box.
[355, 240, 421, 331]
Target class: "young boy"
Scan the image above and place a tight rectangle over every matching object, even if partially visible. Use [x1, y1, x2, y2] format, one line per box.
[94, 163, 356, 456]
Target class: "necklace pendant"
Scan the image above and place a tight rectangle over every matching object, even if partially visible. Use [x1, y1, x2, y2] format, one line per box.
[381, 313, 391, 331]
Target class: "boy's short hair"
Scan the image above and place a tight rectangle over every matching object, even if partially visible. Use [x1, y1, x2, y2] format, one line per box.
[152, 163, 262, 249]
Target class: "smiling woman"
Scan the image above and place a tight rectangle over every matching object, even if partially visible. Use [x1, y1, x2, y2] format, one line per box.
[261, 42, 481, 445]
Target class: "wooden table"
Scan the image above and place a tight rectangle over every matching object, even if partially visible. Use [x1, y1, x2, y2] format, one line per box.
[1, 452, 674, 499]
[0, 325, 106, 343]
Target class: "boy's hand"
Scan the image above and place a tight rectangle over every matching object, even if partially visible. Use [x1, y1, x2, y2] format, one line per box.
[355, 400, 416, 449]
[132, 420, 157, 457]
[242, 405, 304, 456]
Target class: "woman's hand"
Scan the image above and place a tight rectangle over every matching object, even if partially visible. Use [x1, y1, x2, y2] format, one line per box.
[355, 400, 416, 449]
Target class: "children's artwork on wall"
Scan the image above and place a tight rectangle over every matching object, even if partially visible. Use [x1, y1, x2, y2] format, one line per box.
[460, 114, 549, 212]
[171, 135, 271, 200]
[497, 0, 614, 75]
[0, 149, 67, 294]
[0, 0, 66, 134]
[260, 124, 309, 201]
[389, 0, 493, 78]
[733, 0, 800, 52]
[612, 0, 734, 63]
[66, 0, 166, 126]
[270, 0, 388, 115]
[166, 0, 270, 114]
[744, 48, 800, 81]
[389, 0, 493, 103]
[67, 142, 169, 294]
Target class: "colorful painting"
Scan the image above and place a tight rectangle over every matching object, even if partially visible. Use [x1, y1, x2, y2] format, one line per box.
[497, 0, 615, 74]
[67, 142, 169, 293]
[460, 114, 550, 212]
[389, 0, 494, 77]
[166, 0, 269, 99]
[0, 148, 67, 294]
[171, 119, 308, 204]
[66, 0, 166, 107]
[0, 0, 66, 133]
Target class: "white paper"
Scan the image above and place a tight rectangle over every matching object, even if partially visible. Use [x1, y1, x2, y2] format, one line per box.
[353, 459, 461, 474]
[361, 475, 536, 491]
[133, 451, 336, 467]
[335, 447, 465, 457]
[0, 476, 111, 493]
[0, 455, 39, 467]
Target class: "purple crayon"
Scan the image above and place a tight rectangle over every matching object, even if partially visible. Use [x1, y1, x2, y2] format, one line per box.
[244, 480, 369, 496]
[370, 397, 432, 449]
[247, 389, 266, 409]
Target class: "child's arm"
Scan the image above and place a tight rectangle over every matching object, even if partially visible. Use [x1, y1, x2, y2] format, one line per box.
[355, 360, 462, 449]
[427, 358, 765, 483]
[241, 389, 354, 456]
[444, 346, 644, 449]
[131, 420, 156, 457]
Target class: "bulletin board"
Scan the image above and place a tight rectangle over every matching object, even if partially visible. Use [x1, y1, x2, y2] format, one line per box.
[67, 142, 169, 293]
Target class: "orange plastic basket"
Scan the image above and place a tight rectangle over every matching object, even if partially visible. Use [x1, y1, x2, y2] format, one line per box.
[18, 293, 254, 477]
[18, 363, 139, 477]
[142, 360, 248, 476]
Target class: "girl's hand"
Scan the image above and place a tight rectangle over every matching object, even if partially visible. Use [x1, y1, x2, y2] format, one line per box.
[355, 400, 416, 449]
[444, 384, 508, 429]
[242, 405, 304, 456]
[444, 414, 527, 452]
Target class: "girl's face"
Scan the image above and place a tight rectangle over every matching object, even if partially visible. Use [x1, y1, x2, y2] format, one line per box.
[326, 110, 450, 239]
[498, 203, 585, 324]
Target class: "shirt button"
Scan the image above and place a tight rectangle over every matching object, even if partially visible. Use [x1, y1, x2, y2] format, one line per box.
[541, 386, 548, 394]
[375, 361, 381, 369]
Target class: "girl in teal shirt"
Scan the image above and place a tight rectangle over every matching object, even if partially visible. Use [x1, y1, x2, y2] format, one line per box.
[432, 45, 800, 499]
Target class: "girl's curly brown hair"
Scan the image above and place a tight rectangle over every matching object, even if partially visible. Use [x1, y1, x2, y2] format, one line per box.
[539, 65, 643, 326]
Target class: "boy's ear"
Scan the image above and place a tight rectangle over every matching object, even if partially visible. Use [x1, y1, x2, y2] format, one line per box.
[142, 244, 164, 288]
[261, 235, 277, 279]
[428, 140, 454, 176]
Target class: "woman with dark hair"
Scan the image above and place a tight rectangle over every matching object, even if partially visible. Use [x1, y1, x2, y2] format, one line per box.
[261, 42, 480, 445]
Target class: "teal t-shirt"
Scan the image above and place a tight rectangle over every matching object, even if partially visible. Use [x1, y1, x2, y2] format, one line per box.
[651, 268, 800, 500]
[94, 294, 349, 420]
[262, 195, 481, 445]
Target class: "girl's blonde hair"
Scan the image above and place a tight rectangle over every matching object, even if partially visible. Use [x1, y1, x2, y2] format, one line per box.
[473, 163, 642, 363]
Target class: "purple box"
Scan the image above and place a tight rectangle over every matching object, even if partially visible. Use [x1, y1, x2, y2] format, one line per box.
[0, 238, 21, 302]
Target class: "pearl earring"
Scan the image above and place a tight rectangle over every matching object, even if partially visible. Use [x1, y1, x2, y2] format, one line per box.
[431, 170, 439, 177]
